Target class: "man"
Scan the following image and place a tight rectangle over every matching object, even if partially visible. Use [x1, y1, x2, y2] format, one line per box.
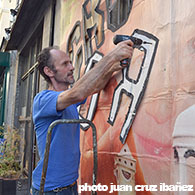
[31, 40, 134, 194]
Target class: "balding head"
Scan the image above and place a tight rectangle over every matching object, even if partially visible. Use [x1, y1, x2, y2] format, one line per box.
[37, 46, 59, 83]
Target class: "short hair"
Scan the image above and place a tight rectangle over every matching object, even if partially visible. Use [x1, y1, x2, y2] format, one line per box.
[37, 46, 59, 83]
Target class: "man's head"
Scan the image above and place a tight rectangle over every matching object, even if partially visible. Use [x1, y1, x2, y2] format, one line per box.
[37, 46, 75, 88]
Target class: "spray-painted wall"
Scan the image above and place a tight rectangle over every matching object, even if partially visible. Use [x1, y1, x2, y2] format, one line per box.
[58, 0, 195, 194]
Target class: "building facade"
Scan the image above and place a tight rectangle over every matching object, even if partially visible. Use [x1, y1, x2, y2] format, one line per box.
[0, 0, 18, 42]
[2, 0, 195, 194]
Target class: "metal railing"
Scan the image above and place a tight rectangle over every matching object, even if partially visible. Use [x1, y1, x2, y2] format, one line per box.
[39, 119, 97, 195]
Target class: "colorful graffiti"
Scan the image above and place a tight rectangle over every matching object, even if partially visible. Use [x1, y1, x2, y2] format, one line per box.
[61, 0, 195, 194]
[108, 29, 159, 143]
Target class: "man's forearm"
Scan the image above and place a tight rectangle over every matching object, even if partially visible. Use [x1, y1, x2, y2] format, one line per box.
[57, 53, 118, 110]
[73, 52, 118, 96]
[57, 40, 133, 110]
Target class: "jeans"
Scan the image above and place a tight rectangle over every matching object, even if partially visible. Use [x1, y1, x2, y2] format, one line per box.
[32, 183, 78, 195]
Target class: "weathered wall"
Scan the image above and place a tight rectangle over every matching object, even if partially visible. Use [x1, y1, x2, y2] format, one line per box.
[58, 0, 195, 194]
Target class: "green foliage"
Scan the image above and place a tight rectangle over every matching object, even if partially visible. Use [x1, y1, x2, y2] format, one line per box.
[0, 126, 21, 178]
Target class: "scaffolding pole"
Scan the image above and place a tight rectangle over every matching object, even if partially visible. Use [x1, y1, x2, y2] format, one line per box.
[39, 119, 98, 195]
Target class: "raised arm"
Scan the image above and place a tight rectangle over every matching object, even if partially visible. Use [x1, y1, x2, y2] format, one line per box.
[57, 40, 134, 110]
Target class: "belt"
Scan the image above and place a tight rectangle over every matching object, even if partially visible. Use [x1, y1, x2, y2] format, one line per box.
[53, 181, 76, 192]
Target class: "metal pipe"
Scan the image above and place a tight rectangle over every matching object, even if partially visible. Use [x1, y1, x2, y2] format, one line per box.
[39, 119, 97, 195]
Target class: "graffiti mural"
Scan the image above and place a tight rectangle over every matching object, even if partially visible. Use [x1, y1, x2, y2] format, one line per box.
[82, 0, 105, 62]
[172, 105, 195, 188]
[108, 29, 159, 144]
[106, 0, 133, 32]
[114, 144, 136, 194]
[60, 0, 195, 194]
[79, 51, 103, 130]
[66, 21, 83, 81]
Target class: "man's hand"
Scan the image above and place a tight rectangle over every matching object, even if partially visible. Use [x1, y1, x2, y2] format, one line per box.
[108, 40, 134, 71]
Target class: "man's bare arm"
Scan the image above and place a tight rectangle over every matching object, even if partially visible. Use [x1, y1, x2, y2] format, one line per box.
[57, 40, 133, 110]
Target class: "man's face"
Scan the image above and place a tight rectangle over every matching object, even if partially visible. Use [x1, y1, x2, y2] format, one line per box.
[51, 49, 75, 86]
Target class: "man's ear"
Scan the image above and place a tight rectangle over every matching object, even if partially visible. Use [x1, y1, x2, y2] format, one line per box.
[43, 66, 54, 77]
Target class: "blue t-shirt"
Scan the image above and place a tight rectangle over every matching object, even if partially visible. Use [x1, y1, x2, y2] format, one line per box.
[32, 90, 86, 191]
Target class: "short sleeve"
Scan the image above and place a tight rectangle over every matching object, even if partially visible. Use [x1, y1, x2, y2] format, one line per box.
[33, 90, 63, 124]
